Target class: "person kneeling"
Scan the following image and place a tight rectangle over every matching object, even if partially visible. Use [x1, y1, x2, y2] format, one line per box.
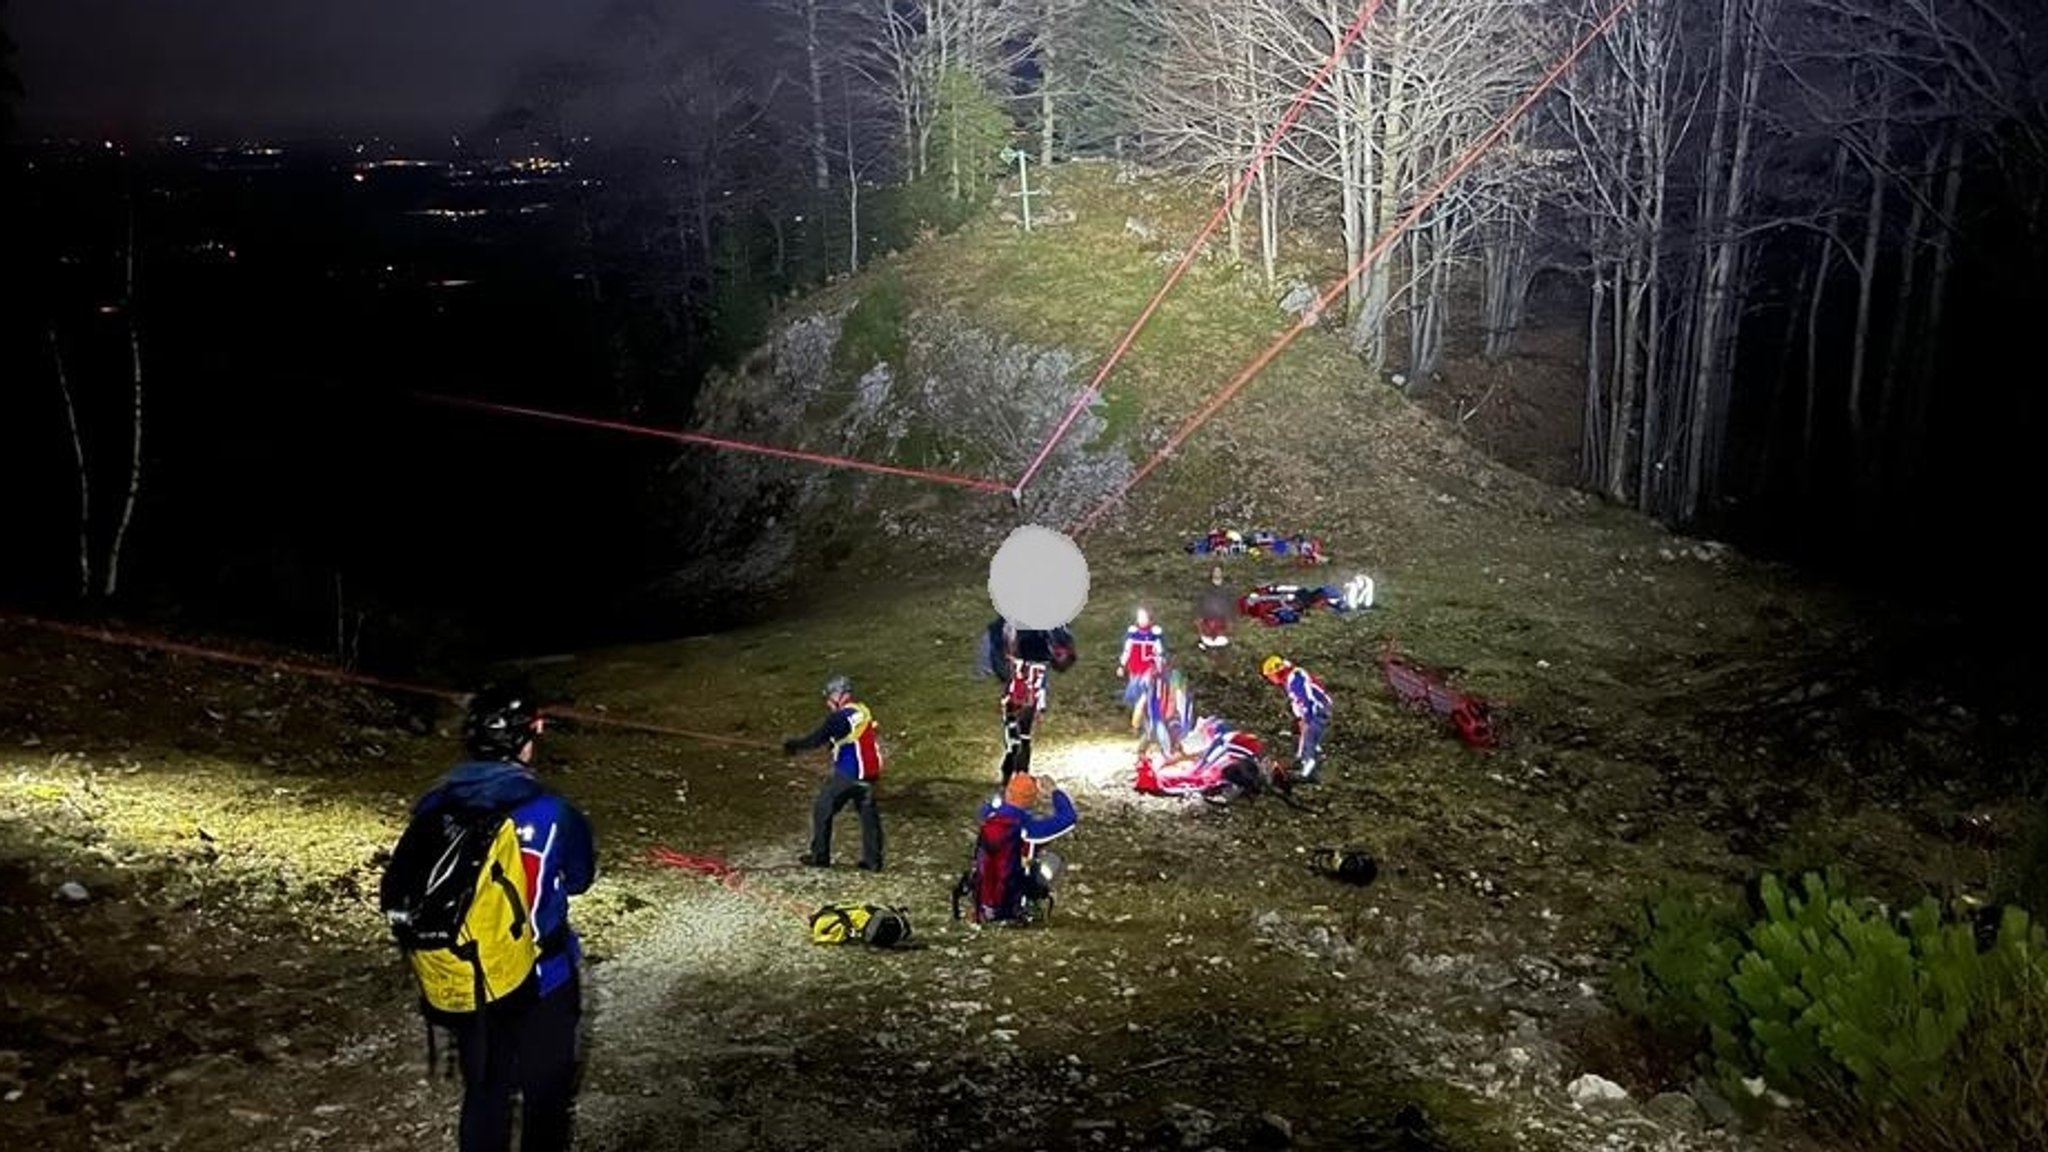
[1136, 716, 1284, 803]
[953, 774, 1076, 925]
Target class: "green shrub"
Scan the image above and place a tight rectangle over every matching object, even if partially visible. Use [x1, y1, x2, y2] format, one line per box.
[1617, 871, 2048, 1151]
[834, 269, 908, 381]
[1613, 884, 1746, 1044]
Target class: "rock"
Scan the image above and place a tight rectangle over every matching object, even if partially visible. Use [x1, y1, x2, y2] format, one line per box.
[55, 881, 90, 904]
[1278, 282, 1319, 320]
[1566, 1073, 1630, 1107]
[1689, 1077, 1738, 1128]
[1247, 1111, 1293, 1147]
[1643, 1091, 1702, 1131]
[1154, 1103, 1219, 1146]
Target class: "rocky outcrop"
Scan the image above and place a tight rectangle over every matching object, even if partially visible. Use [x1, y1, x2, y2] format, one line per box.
[655, 300, 1130, 609]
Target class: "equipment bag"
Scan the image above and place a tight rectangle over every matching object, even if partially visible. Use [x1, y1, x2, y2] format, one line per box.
[810, 903, 914, 948]
[1310, 847, 1380, 887]
[965, 810, 1026, 923]
[380, 803, 539, 1015]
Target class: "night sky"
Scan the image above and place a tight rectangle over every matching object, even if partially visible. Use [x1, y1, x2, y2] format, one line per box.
[12, 0, 612, 137]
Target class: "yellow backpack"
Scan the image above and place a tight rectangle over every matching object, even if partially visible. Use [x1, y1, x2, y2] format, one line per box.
[810, 903, 913, 949]
[380, 806, 541, 1014]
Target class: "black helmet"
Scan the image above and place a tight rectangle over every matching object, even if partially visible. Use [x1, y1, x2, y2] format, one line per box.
[464, 682, 542, 761]
[823, 675, 853, 700]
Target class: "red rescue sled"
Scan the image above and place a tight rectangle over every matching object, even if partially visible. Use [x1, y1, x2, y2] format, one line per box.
[1379, 641, 1499, 749]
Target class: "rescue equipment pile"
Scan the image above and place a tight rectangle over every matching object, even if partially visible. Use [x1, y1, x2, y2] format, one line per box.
[1185, 528, 1329, 564]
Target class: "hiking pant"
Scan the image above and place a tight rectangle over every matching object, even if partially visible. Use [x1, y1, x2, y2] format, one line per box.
[1297, 712, 1328, 773]
[452, 974, 582, 1152]
[810, 774, 883, 869]
[1000, 703, 1038, 782]
[1121, 673, 1152, 708]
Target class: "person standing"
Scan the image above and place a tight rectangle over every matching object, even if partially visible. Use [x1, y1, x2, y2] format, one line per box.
[784, 674, 885, 871]
[978, 618, 1075, 783]
[1120, 606, 1166, 708]
[383, 683, 596, 1152]
[1194, 565, 1236, 662]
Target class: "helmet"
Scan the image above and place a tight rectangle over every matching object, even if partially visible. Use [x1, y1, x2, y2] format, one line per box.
[464, 682, 542, 761]
[1261, 655, 1289, 680]
[1005, 774, 1039, 808]
[823, 674, 853, 700]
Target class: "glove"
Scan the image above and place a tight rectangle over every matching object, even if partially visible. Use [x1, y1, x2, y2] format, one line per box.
[782, 738, 802, 755]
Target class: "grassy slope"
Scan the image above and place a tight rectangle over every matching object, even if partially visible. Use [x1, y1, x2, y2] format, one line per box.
[4, 162, 2036, 1151]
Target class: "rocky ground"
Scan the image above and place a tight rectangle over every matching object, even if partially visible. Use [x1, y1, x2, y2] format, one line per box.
[5, 163, 2042, 1152]
[4, 500, 2036, 1151]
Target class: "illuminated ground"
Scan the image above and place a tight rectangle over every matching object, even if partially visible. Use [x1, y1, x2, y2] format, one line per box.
[5, 502, 2037, 1151]
[4, 164, 2040, 1152]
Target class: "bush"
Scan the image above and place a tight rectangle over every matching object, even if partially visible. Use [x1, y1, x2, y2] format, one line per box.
[1612, 884, 1746, 1044]
[1617, 871, 2048, 1151]
[834, 270, 908, 382]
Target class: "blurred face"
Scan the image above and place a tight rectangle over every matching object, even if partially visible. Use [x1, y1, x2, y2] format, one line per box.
[1210, 566, 1223, 585]
[1135, 607, 1151, 628]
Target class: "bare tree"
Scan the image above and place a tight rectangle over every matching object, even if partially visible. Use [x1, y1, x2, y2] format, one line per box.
[103, 204, 147, 598]
[1554, 0, 1691, 502]
[46, 328, 92, 597]
[792, 0, 838, 193]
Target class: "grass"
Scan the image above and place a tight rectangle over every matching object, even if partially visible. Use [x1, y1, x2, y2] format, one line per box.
[4, 160, 2040, 1151]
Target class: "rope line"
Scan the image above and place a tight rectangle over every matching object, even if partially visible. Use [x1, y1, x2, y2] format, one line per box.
[649, 846, 814, 919]
[419, 392, 1010, 494]
[1010, 0, 1390, 498]
[0, 612, 780, 752]
[1069, 0, 1641, 537]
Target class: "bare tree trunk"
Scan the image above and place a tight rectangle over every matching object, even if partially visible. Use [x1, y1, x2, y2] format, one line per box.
[1802, 232, 1836, 495]
[1256, 155, 1278, 286]
[1903, 131, 1964, 491]
[1611, 252, 1647, 501]
[103, 206, 146, 598]
[1362, 11, 1410, 373]
[805, 0, 830, 192]
[1845, 104, 1889, 484]
[1353, 38, 1378, 327]
[1583, 272, 1609, 490]
[1680, 0, 1769, 523]
[47, 328, 93, 597]
[1330, 1, 1366, 321]
[1039, 31, 1056, 166]
[1876, 141, 1934, 494]
[1407, 214, 1452, 379]
[1480, 212, 1530, 359]
[947, 91, 962, 199]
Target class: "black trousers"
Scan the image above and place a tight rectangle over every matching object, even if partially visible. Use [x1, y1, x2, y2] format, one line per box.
[1000, 703, 1038, 782]
[451, 974, 582, 1152]
[810, 774, 883, 869]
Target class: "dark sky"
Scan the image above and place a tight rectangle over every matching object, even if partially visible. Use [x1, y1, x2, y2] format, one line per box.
[12, 0, 607, 137]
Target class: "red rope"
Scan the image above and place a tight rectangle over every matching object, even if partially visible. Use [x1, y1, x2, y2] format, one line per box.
[1069, 0, 1640, 538]
[419, 392, 1011, 494]
[649, 846, 813, 919]
[0, 612, 780, 752]
[1010, 0, 1389, 499]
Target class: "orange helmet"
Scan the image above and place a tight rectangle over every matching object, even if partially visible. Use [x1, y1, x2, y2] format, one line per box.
[1004, 774, 1039, 808]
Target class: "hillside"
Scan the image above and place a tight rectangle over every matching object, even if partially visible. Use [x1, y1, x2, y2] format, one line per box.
[4, 163, 2043, 1152]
